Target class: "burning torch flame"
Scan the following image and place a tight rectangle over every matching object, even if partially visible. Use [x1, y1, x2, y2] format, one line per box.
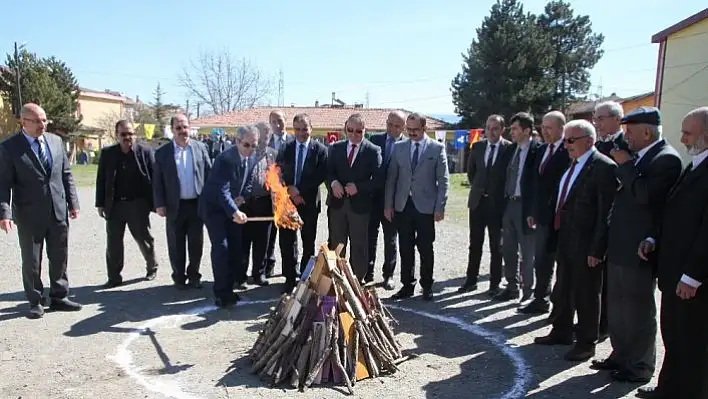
[264, 163, 304, 230]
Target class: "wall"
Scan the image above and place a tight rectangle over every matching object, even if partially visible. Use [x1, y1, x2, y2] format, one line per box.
[657, 18, 708, 162]
[78, 96, 124, 130]
[621, 95, 655, 114]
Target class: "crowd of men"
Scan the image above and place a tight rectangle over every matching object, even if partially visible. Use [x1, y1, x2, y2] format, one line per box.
[1, 101, 706, 398]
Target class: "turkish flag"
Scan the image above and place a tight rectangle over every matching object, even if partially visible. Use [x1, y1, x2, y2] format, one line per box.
[327, 132, 339, 144]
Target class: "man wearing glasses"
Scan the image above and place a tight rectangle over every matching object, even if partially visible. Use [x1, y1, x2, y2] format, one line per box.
[96, 120, 158, 289]
[0, 103, 81, 318]
[326, 113, 382, 281]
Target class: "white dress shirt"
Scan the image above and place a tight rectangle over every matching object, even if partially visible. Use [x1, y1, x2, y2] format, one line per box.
[634, 139, 662, 165]
[410, 135, 429, 162]
[538, 138, 563, 172]
[294, 138, 310, 184]
[484, 140, 500, 167]
[556, 147, 596, 209]
[511, 139, 531, 196]
[174, 142, 198, 200]
[346, 140, 361, 165]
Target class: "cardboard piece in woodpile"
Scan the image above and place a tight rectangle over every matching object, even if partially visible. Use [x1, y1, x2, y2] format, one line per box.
[248, 244, 404, 394]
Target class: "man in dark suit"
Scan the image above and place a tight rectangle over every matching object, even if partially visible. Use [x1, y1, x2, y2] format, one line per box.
[96, 120, 158, 288]
[277, 113, 328, 292]
[385, 112, 449, 301]
[326, 113, 383, 280]
[494, 112, 540, 302]
[265, 110, 294, 278]
[198, 125, 257, 308]
[593, 100, 630, 340]
[520, 111, 570, 315]
[534, 119, 618, 362]
[153, 114, 212, 290]
[0, 103, 81, 318]
[636, 107, 708, 399]
[589, 107, 682, 383]
[458, 114, 512, 296]
[367, 111, 405, 289]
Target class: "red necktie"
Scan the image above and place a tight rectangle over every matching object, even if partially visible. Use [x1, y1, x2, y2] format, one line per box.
[348, 144, 357, 166]
[554, 160, 577, 230]
[540, 144, 554, 174]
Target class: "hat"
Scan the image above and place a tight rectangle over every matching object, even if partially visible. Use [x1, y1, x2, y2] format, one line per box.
[620, 106, 661, 126]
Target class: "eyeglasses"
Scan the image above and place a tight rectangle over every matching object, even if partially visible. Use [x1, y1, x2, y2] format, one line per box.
[240, 141, 255, 148]
[563, 135, 590, 144]
[347, 128, 363, 134]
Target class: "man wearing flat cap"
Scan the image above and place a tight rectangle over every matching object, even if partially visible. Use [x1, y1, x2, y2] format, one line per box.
[591, 106, 682, 384]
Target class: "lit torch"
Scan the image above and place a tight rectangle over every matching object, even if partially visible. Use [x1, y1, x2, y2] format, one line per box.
[244, 163, 304, 230]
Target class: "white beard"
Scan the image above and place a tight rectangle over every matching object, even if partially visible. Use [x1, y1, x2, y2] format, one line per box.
[687, 135, 708, 156]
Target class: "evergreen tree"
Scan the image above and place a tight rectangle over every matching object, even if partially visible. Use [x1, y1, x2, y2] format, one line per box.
[451, 0, 555, 128]
[538, 0, 605, 111]
[152, 82, 166, 138]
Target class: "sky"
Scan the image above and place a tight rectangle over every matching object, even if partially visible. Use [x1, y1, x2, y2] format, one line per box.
[1, 0, 705, 120]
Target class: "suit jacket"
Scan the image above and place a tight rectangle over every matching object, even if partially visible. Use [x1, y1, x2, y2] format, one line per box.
[531, 142, 571, 227]
[95, 143, 155, 216]
[557, 149, 618, 260]
[655, 159, 708, 292]
[198, 146, 249, 220]
[606, 140, 682, 269]
[277, 138, 328, 212]
[153, 139, 212, 220]
[466, 139, 513, 211]
[506, 140, 541, 234]
[326, 139, 382, 214]
[369, 132, 404, 197]
[595, 132, 630, 157]
[385, 138, 449, 215]
[0, 132, 79, 231]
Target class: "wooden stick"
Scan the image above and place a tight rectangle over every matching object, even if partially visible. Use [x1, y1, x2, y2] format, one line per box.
[246, 216, 275, 222]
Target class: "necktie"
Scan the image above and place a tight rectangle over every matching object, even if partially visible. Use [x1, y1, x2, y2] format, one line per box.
[240, 158, 250, 195]
[347, 144, 357, 166]
[35, 138, 50, 171]
[268, 135, 275, 149]
[385, 137, 394, 164]
[486, 144, 496, 167]
[540, 144, 554, 174]
[554, 161, 578, 230]
[411, 143, 420, 171]
[505, 147, 521, 197]
[483, 144, 496, 195]
[295, 143, 305, 185]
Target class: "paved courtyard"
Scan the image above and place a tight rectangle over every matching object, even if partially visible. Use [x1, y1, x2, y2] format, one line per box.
[0, 187, 663, 398]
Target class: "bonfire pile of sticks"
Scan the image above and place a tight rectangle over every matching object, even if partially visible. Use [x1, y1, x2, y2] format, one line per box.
[248, 244, 403, 394]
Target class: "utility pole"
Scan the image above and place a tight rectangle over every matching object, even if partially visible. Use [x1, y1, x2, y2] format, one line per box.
[365, 91, 370, 108]
[13, 42, 23, 118]
[186, 99, 190, 119]
[277, 67, 284, 107]
[196, 102, 201, 118]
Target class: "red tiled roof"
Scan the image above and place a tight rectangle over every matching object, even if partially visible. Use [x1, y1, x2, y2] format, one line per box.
[191, 106, 449, 131]
[652, 8, 708, 43]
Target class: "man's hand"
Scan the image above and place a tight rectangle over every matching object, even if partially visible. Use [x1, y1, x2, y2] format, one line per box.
[287, 186, 300, 198]
[610, 148, 632, 165]
[0, 219, 13, 233]
[332, 181, 345, 199]
[526, 216, 536, 229]
[156, 207, 167, 217]
[97, 207, 106, 218]
[232, 210, 248, 224]
[384, 208, 394, 222]
[676, 281, 698, 300]
[434, 212, 444, 222]
[234, 196, 245, 206]
[345, 183, 358, 196]
[69, 210, 79, 219]
[587, 256, 603, 268]
[637, 239, 656, 261]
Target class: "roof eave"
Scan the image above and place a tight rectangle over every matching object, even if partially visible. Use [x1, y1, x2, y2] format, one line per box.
[652, 8, 708, 43]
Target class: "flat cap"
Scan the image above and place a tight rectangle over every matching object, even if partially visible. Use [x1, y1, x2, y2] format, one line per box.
[621, 106, 661, 126]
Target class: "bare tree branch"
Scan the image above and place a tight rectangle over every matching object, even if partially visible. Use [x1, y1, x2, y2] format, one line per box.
[178, 49, 274, 115]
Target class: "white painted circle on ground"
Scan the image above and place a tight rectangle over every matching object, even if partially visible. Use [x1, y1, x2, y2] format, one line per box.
[108, 299, 531, 399]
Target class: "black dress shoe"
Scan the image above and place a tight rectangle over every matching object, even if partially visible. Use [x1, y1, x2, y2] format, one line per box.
[422, 289, 434, 301]
[534, 334, 573, 346]
[564, 344, 595, 361]
[518, 299, 550, 314]
[282, 281, 297, 294]
[493, 289, 519, 302]
[391, 288, 414, 300]
[590, 357, 620, 371]
[598, 332, 609, 343]
[253, 277, 270, 287]
[175, 282, 188, 290]
[233, 281, 248, 290]
[103, 280, 122, 289]
[457, 283, 478, 293]
[188, 279, 203, 289]
[486, 286, 501, 297]
[145, 270, 157, 281]
[610, 370, 651, 383]
[636, 386, 664, 399]
[382, 277, 395, 291]
[364, 275, 374, 284]
[49, 298, 82, 312]
[28, 304, 44, 319]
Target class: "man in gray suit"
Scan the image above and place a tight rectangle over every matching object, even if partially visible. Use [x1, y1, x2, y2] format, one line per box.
[385, 112, 449, 301]
[0, 103, 82, 318]
[153, 114, 212, 290]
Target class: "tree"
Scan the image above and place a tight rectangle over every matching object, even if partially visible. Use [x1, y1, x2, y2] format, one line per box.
[178, 48, 273, 114]
[96, 110, 122, 139]
[451, 0, 555, 128]
[0, 48, 81, 134]
[152, 82, 166, 138]
[538, 1, 605, 111]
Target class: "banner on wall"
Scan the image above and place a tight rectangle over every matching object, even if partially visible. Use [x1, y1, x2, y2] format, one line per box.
[469, 129, 483, 147]
[453, 130, 468, 150]
[326, 131, 339, 144]
[143, 124, 155, 140]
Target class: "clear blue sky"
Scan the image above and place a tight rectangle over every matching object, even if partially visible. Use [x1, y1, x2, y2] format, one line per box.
[1, 0, 705, 117]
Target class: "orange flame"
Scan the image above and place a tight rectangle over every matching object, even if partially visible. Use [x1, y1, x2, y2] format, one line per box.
[264, 163, 304, 230]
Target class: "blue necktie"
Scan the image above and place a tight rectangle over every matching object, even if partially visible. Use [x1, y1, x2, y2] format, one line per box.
[386, 137, 394, 164]
[411, 143, 420, 171]
[35, 138, 50, 171]
[295, 143, 305, 185]
[240, 158, 252, 195]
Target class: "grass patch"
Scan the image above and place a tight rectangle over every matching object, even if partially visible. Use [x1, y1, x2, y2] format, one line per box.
[71, 164, 97, 187]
